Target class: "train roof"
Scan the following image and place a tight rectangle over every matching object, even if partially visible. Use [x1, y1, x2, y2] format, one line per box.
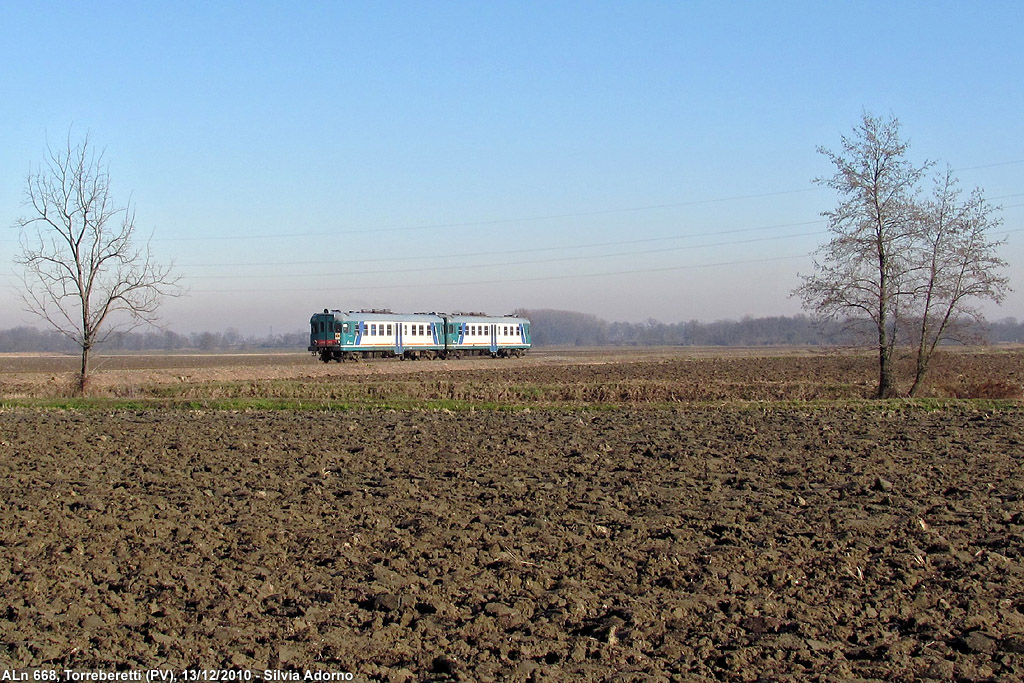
[313, 309, 529, 325]
[314, 310, 443, 323]
[444, 314, 529, 325]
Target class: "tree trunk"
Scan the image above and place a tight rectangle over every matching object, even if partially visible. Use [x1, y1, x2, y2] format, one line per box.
[908, 353, 928, 397]
[876, 271, 896, 398]
[78, 343, 92, 396]
[877, 343, 896, 398]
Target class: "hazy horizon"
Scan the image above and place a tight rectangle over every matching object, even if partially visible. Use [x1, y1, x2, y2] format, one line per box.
[3, 2, 1022, 336]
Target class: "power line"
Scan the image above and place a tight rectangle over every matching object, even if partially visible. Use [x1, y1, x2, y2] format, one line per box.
[180, 219, 827, 268]
[151, 187, 825, 243]
[189, 253, 812, 293]
[956, 160, 1024, 172]
[184, 229, 826, 280]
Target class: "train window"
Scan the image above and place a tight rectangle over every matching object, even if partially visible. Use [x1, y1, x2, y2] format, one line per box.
[387, 324, 392, 335]
[419, 324, 425, 336]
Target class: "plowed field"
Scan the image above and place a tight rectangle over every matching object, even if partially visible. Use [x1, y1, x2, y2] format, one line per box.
[1, 349, 1022, 680]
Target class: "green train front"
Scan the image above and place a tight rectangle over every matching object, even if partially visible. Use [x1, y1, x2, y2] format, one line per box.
[309, 309, 530, 361]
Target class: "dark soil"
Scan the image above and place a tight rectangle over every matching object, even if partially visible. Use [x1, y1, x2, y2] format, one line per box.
[2, 406, 1023, 681]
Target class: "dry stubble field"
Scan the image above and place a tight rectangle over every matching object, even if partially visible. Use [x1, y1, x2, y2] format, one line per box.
[1, 347, 1023, 681]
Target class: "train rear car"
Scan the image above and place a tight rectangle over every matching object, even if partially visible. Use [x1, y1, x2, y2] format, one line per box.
[443, 314, 531, 357]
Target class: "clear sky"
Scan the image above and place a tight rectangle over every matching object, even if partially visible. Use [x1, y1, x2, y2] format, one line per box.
[2, 1, 1022, 335]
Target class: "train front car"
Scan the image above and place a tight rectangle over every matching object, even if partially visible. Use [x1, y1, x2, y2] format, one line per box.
[309, 309, 350, 362]
[443, 314, 531, 358]
[310, 309, 448, 361]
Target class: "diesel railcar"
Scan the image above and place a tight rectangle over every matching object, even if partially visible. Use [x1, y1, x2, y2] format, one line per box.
[309, 309, 531, 362]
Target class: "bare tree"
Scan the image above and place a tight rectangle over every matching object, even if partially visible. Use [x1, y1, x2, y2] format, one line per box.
[904, 168, 1009, 396]
[798, 113, 1010, 397]
[14, 131, 181, 394]
[796, 112, 931, 397]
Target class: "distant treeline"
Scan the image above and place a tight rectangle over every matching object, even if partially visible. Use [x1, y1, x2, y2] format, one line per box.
[2, 312, 1023, 352]
[0, 327, 306, 353]
[514, 309, 1024, 348]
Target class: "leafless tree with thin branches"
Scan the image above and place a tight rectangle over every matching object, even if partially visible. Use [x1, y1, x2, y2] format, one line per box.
[903, 167, 1009, 396]
[14, 131, 182, 395]
[797, 113, 1010, 397]
[795, 112, 931, 398]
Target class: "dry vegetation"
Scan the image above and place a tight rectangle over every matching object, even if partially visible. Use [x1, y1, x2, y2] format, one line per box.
[2, 346, 1022, 406]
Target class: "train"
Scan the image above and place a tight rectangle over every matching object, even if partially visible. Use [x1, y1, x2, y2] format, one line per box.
[309, 309, 531, 362]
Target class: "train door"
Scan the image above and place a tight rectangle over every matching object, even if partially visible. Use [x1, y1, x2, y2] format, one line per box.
[489, 324, 498, 355]
[395, 322, 404, 356]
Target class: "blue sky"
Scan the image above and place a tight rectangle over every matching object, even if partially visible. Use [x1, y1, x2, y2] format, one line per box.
[2, 1, 1022, 335]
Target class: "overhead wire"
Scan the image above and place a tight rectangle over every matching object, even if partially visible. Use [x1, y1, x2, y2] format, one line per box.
[1, 170, 1020, 291]
[150, 187, 825, 243]
[189, 253, 811, 293]
[185, 229, 827, 280]
[180, 219, 828, 269]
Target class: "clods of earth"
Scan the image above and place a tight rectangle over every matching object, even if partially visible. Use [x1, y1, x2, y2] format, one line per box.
[1, 406, 1023, 681]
